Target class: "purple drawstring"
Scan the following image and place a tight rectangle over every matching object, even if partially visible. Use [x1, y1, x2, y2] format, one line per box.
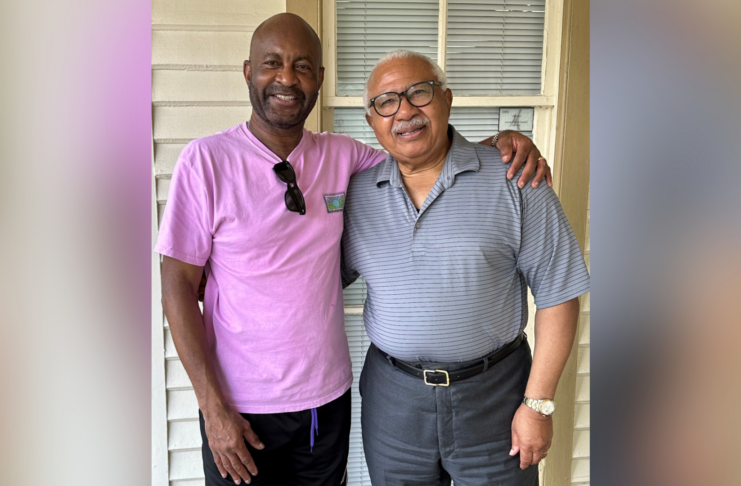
[310, 407, 319, 451]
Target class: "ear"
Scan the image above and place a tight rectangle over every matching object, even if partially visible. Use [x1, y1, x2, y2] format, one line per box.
[243, 60, 252, 84]
[365, 112, 373, 128]
[444, 88, 453, 110]
[317, 66, 325, 90]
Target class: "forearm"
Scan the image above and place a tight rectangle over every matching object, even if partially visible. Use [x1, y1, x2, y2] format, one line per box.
[525, 298, 580, 399]
[162, 283, 228, 413]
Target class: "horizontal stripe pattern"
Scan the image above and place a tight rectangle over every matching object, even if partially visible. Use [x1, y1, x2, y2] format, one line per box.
[341, 128, 589, 362]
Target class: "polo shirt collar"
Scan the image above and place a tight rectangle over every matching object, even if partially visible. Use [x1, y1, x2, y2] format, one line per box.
[375, 151, 402, 187]
[375, 125, 481, 188]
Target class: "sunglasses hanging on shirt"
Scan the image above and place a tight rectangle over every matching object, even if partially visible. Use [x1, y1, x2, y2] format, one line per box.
[273, 160, 306, 215]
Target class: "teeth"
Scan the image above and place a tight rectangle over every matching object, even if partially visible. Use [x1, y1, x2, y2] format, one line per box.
[399, 127, 423, 136]
[275, 94, 296, 101]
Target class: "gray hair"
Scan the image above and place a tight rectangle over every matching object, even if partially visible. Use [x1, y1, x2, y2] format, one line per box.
[363, 50, 448, 115]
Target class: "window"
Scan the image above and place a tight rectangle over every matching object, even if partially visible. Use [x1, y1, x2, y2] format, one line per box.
[324, 0, 561, 146]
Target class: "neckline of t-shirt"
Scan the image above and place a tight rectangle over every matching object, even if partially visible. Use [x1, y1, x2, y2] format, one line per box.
[239, 122, 309, 165]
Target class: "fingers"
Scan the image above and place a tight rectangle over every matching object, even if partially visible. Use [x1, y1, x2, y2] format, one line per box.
[220, 418, 263, 484]
[517, 154, 553, 189]
[530, 449, 547, 465]
[496, 130, 515, 163]
[203, 410, 264, 484]
[225, 451, 252, 484]
[518, 446, 550, 469]
[237, 446, 259, 477]
[241, 420, 265, 451]
[497, 131, 551, 189]
[510, 429, 520, 457]
[511, 427, 550, 470]
[214, 442, 258, 484]
[508, 148, 529, 186]
[528, 156, 547, 189]
[519, 448, 534, 470]
[217, 451, 250, 484]
[499, 142, 514, 164]
[213, 454, 228, 480]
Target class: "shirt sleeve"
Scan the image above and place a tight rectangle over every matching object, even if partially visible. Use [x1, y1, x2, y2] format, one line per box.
[350, 138, 387, 175]
[517, 184, 590, 308]
[154, 144, 213, 267]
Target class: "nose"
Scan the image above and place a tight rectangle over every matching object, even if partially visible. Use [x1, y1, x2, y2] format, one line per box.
[276, 65, 298, 87]
[395, 93, 419, 120]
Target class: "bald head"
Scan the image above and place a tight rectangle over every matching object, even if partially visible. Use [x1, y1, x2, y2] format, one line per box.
[251, 13, 322, 67]
[244, 13, 325, 131]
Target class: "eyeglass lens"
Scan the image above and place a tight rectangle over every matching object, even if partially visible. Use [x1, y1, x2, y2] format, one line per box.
[284, 187, 305, 213]
[273, 161, 296, 184]
[373, 82, 435, 116]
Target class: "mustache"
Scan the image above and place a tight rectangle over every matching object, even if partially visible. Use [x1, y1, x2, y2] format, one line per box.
[391, 116, 430, 134]
[265, 84, 305, 100]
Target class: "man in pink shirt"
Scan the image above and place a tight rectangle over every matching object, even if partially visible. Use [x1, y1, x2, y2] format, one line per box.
[156, 13, 550, 486]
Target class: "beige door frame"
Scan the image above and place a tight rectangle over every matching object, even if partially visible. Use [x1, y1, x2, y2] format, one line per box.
[542, 1, 590, 485]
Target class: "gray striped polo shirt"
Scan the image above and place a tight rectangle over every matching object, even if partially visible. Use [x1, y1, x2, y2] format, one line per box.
[341, 127, 590, 362]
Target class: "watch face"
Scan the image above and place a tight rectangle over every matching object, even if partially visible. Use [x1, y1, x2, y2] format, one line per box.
[541, 401, 556, 415]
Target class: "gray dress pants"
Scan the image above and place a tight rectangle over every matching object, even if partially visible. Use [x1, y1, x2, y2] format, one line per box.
[359, 340, 539, 486]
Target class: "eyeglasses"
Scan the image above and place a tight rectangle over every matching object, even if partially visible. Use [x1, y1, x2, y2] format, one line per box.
[368, 80, 442, 117]
[273, 161, 306, 215]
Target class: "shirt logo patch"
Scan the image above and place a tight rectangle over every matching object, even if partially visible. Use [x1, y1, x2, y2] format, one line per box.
[323, 192, 346, 213]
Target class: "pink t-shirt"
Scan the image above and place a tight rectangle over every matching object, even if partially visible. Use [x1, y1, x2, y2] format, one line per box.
[155, 123, 385, 413]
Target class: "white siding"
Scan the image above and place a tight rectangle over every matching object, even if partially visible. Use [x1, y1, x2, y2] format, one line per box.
[572, 196, 590, 485]
[151, 2, 286, 486]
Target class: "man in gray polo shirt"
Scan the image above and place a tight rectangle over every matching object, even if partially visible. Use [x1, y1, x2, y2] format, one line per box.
[341, 50, 590, 486]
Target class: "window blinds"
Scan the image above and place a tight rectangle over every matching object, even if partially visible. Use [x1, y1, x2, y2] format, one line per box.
[343, 314, 373, 485]
[449, 106, 533, 139]
[343, 277, 368, 306]
[333, 108, 384, 150]
[446, 0, 546, 95]
[336, 0, 440, 95]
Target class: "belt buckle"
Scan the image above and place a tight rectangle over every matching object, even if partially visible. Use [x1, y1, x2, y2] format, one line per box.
[423, 369, 450, 386]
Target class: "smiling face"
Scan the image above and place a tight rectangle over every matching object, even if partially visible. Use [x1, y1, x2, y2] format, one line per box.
[244, 14, 324, 130]
[365, 56, 453, 166]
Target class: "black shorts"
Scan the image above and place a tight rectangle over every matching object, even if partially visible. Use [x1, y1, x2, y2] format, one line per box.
[200, 389, 351, 486]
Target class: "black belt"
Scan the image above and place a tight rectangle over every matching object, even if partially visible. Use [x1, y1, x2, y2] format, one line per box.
[376, 333, 525, 386]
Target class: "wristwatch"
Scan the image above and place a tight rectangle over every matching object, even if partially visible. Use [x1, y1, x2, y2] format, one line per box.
[491, 132, 500, 148]
[523, 397, 556, 416]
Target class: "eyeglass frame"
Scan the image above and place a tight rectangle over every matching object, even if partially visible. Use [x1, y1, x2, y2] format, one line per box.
[272, 160, 306, 215]
[368, 80, 443, 117]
